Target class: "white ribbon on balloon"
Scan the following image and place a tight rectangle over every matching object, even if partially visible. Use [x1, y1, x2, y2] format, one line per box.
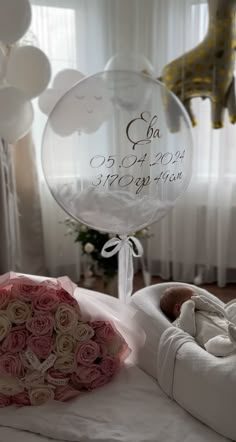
[101, 235, 143, 303]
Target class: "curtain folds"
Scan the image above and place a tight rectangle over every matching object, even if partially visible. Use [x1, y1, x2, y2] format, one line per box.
[13, 134, 47, 275]
[0, 140, 21, 273]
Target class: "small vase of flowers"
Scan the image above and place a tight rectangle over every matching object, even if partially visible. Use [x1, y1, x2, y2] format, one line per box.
[63, 218, 151, 296]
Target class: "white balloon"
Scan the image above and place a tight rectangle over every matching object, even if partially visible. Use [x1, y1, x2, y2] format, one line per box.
[0, 86, 33, 143]
[39, 69, 85, 116]
[105, 53, 155, 76]
[38, 89, 61, 115]
[53, 69, 85, 90]
[0, 0, 31, 44]
[6, 46, 51, 99]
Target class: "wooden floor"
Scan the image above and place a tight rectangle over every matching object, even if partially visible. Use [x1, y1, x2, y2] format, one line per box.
[79, 272, 236, 303]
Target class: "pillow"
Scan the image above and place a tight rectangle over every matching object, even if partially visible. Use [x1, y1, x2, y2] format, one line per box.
[0, 272, 129, 407]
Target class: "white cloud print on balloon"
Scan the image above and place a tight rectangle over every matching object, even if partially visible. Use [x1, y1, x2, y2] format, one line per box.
[38, 69, 114, 136]
[0, 0, 51, 144]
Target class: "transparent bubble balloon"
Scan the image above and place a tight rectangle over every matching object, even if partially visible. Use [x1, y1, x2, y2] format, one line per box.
[105, 53, 155, 76]
[42, 70, 193, 235]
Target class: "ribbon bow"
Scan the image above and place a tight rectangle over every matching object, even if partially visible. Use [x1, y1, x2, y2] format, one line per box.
[101, 235, 143, 303]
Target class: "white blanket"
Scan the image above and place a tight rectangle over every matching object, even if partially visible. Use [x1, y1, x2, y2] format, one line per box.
[225, 299, 236, 325]
[0, 364, 229, 442]
[175, 296, 236, 356]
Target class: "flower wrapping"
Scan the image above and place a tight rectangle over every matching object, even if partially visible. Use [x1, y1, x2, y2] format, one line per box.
[0, 272, 130, 407]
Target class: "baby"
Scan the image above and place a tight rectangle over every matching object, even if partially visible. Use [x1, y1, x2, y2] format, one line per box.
[160, 286, 194, 321]
[160, 286, 236, 357]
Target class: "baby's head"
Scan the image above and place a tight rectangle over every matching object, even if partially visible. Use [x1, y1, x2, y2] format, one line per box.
[160, 286, 195, 321]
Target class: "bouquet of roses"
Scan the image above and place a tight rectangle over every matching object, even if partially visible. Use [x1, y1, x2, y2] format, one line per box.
[0, 272, 129, 407]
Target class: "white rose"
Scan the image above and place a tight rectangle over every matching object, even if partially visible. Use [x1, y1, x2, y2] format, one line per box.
[29, 385, 55, 405]
[56, 333, 75, 356]
[84, 243, 95, 254]
[7, 300, 31, 324]
[0, 376, 24, 396]
[75, 323, 95, 342]
[0, 312, 11, 341]
[54, 355, 76, 373]
[55, 303, 78, 333]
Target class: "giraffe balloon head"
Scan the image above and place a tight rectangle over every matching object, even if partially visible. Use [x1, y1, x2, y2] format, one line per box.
[159, 0, 236, 130]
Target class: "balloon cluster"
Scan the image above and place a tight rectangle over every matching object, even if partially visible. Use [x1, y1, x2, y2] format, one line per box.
[0, 0, 51, 143]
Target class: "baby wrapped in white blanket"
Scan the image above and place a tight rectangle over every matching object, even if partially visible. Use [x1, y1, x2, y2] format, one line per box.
[160, 286, 236, 356]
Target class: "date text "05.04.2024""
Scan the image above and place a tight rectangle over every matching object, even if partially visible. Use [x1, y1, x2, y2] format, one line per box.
[89, 151, 185, 170]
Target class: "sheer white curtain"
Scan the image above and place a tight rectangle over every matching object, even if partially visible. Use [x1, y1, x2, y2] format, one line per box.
[30, 0, 236, 286]
[147, 1, 236, 287]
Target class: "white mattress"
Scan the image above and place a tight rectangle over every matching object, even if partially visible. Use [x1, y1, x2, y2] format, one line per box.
[0, 364, 229, 442]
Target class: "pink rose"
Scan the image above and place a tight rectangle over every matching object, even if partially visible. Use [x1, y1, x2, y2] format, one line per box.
[26, 314, 54, 336]
[94, 321, 118, 342]
[56, 289, 78, 307]
[106, 337, 130, 360]
[89, 373, 109, 391]
[11, 284, 47, 301]
[94, 322, 129, 358]
[27, 335, 53, 359]
[116, 341, 130, 362]
[70, 373, 83, 390]
[93, 339, 108, 358]
[2, 327, 28, 353]
[0, 288, 11, 309]
[47, 369, 69, 386]
[48, 368, 68, 379]
[90, 321, 106, 329]
[0, 313, 12, 342]
[12, 391, 31, 406]
[33, 290, 59, 313]
[0, 353, 22, 376]
[75, 340, 100, 366]
[0, 393, 11, 407]
[55, 385, 80, 402]
[100, 356, 120, 377]
[75, 365, 102, 385]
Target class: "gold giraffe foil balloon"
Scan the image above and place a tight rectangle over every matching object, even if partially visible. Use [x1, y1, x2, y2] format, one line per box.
[159, 0, 236, 130]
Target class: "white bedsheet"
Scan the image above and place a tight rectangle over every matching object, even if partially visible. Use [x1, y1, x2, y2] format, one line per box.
[0, 364, 229, 442]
